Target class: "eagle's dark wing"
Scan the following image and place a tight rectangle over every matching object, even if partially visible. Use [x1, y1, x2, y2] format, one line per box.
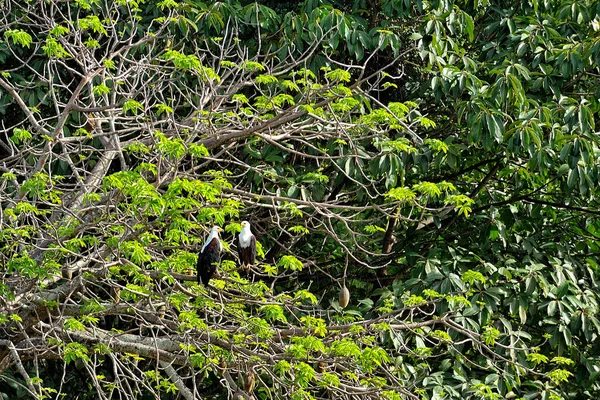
[197, 237, 221, 285]
[239, 235, 256, 267]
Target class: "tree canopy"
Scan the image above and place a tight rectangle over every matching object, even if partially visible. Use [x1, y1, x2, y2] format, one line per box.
[1, 0, 600, 399]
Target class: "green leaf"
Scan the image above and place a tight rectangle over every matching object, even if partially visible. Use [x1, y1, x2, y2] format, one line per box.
[123, 99, 144, 115]
[4, 29, 32, 48]
[42, 37, 71, 58]
[557, 164, 570, 177]
[485, 113, 504, 142]
[277, 255, 303, 271]
[11, 128, 32, 144]
[567, 168, 578, 189]
[555, 281, 569, 298]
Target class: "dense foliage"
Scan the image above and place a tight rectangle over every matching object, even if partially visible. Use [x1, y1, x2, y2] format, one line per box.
[1, 0, 599, 399]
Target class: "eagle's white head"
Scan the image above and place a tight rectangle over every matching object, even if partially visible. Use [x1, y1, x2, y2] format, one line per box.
[201, 225, 223, 252]
[239, 221, 253, 247]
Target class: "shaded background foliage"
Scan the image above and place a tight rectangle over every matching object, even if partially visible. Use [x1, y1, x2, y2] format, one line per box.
[1, 0, 600, 399]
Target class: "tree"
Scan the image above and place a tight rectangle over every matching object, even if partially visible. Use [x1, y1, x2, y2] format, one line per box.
[1, 0, 599, 399]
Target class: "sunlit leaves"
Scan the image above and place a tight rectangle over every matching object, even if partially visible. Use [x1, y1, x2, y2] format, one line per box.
[254, 96, 273, 111]
[103, 59, 116, 70]
[259, 305, 287, 323]
[247, 317, 275, 339]
[274, 360, 292, 377]
[20, 173, 63, 204]
[294, 290, 317, 305]
[1, 172, 16, 181]
[272, 94, 295, 107]
[385, 187, 415, 202]
[178, 311, 207, 331]
[471, 383, 501, 400]
[547, 369, 573, 384]
[294, 362, 316, 388]
[290, 68, 316, 81]
[154, 103, 173, 116]
[93, 84, 110, 96]
[527, 352, 549, 365]
[330, 338, 361, 358]
[413, 182, 441, 197]
[3, 1, 600, 399]
[189, 143, 209, 158]
[403, 295, 426, 307]
[374, 137, 417, 154]
[157, 0, 177, 10]
[64, 318, 86, 332]
[10, 128, 32, 144]
[7, 252, 45, 279]
[364, 225, 386, 234]
[446, 194, 475, 217]
[324, 69, 351, 83]
[359, 347, 390, 373]
[50, 25, 70, 36]
[161, 50, 219, 78]
[42, 37, 71, 58]
[122, 99, 144, 115]
[198, 65, 220, 82]
[232, 93, 249, 104]
[300, 316, 327, 337]
[9, 314, 22, 323]
[281, 80, 300, 92]
[446, 295, 471, 309]
[424, 138, 448, 154]
[4, 29, 32, 48]
[289, 225, 309, 235]
[121, 241, 152, 264]
[81, 300, 106, 314]
[382, 390, 403, 400]
[255, 74, 278, 85]
[74, 0, 98, 10]
[318, 372, 340, 387]
[551, 356, 574, 366]
[481, 326, 500, 346]
[144, 370, 178, 394]
[278, 255, 303, 271]
[241, 60, 265, 72]
[219, 60, 237, 69]
[429, 330, 452, 344]
[461, 270, 486, 285]
[423, 289, 443, 299]
[332, 97, 360, 113]
[124, 142, 150, 155]
[63, 343, 90, 365]
[84, 39, 100, 49]
[78, 15, 108, 35]
[154, 131, 185, 160]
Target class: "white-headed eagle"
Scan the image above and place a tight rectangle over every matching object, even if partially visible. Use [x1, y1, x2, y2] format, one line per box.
[238, 221, 256, 271]
[197, 226, 223, 286]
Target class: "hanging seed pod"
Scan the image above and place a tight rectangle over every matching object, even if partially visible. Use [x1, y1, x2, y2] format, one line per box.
[61, 266, 72, 280]
[315, 361, 326, 373]
[218, 358, 227, 374]
[111, 287, 121, 303]
[233, 389, 245, 400]
[243, 370, 256, 392]
[158, 304, 166, 319]
[339, 286, 350, 308]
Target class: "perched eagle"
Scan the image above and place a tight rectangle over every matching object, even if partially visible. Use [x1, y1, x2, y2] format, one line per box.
[238, 221, 256, 271]
[197, 226, 223, 286]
